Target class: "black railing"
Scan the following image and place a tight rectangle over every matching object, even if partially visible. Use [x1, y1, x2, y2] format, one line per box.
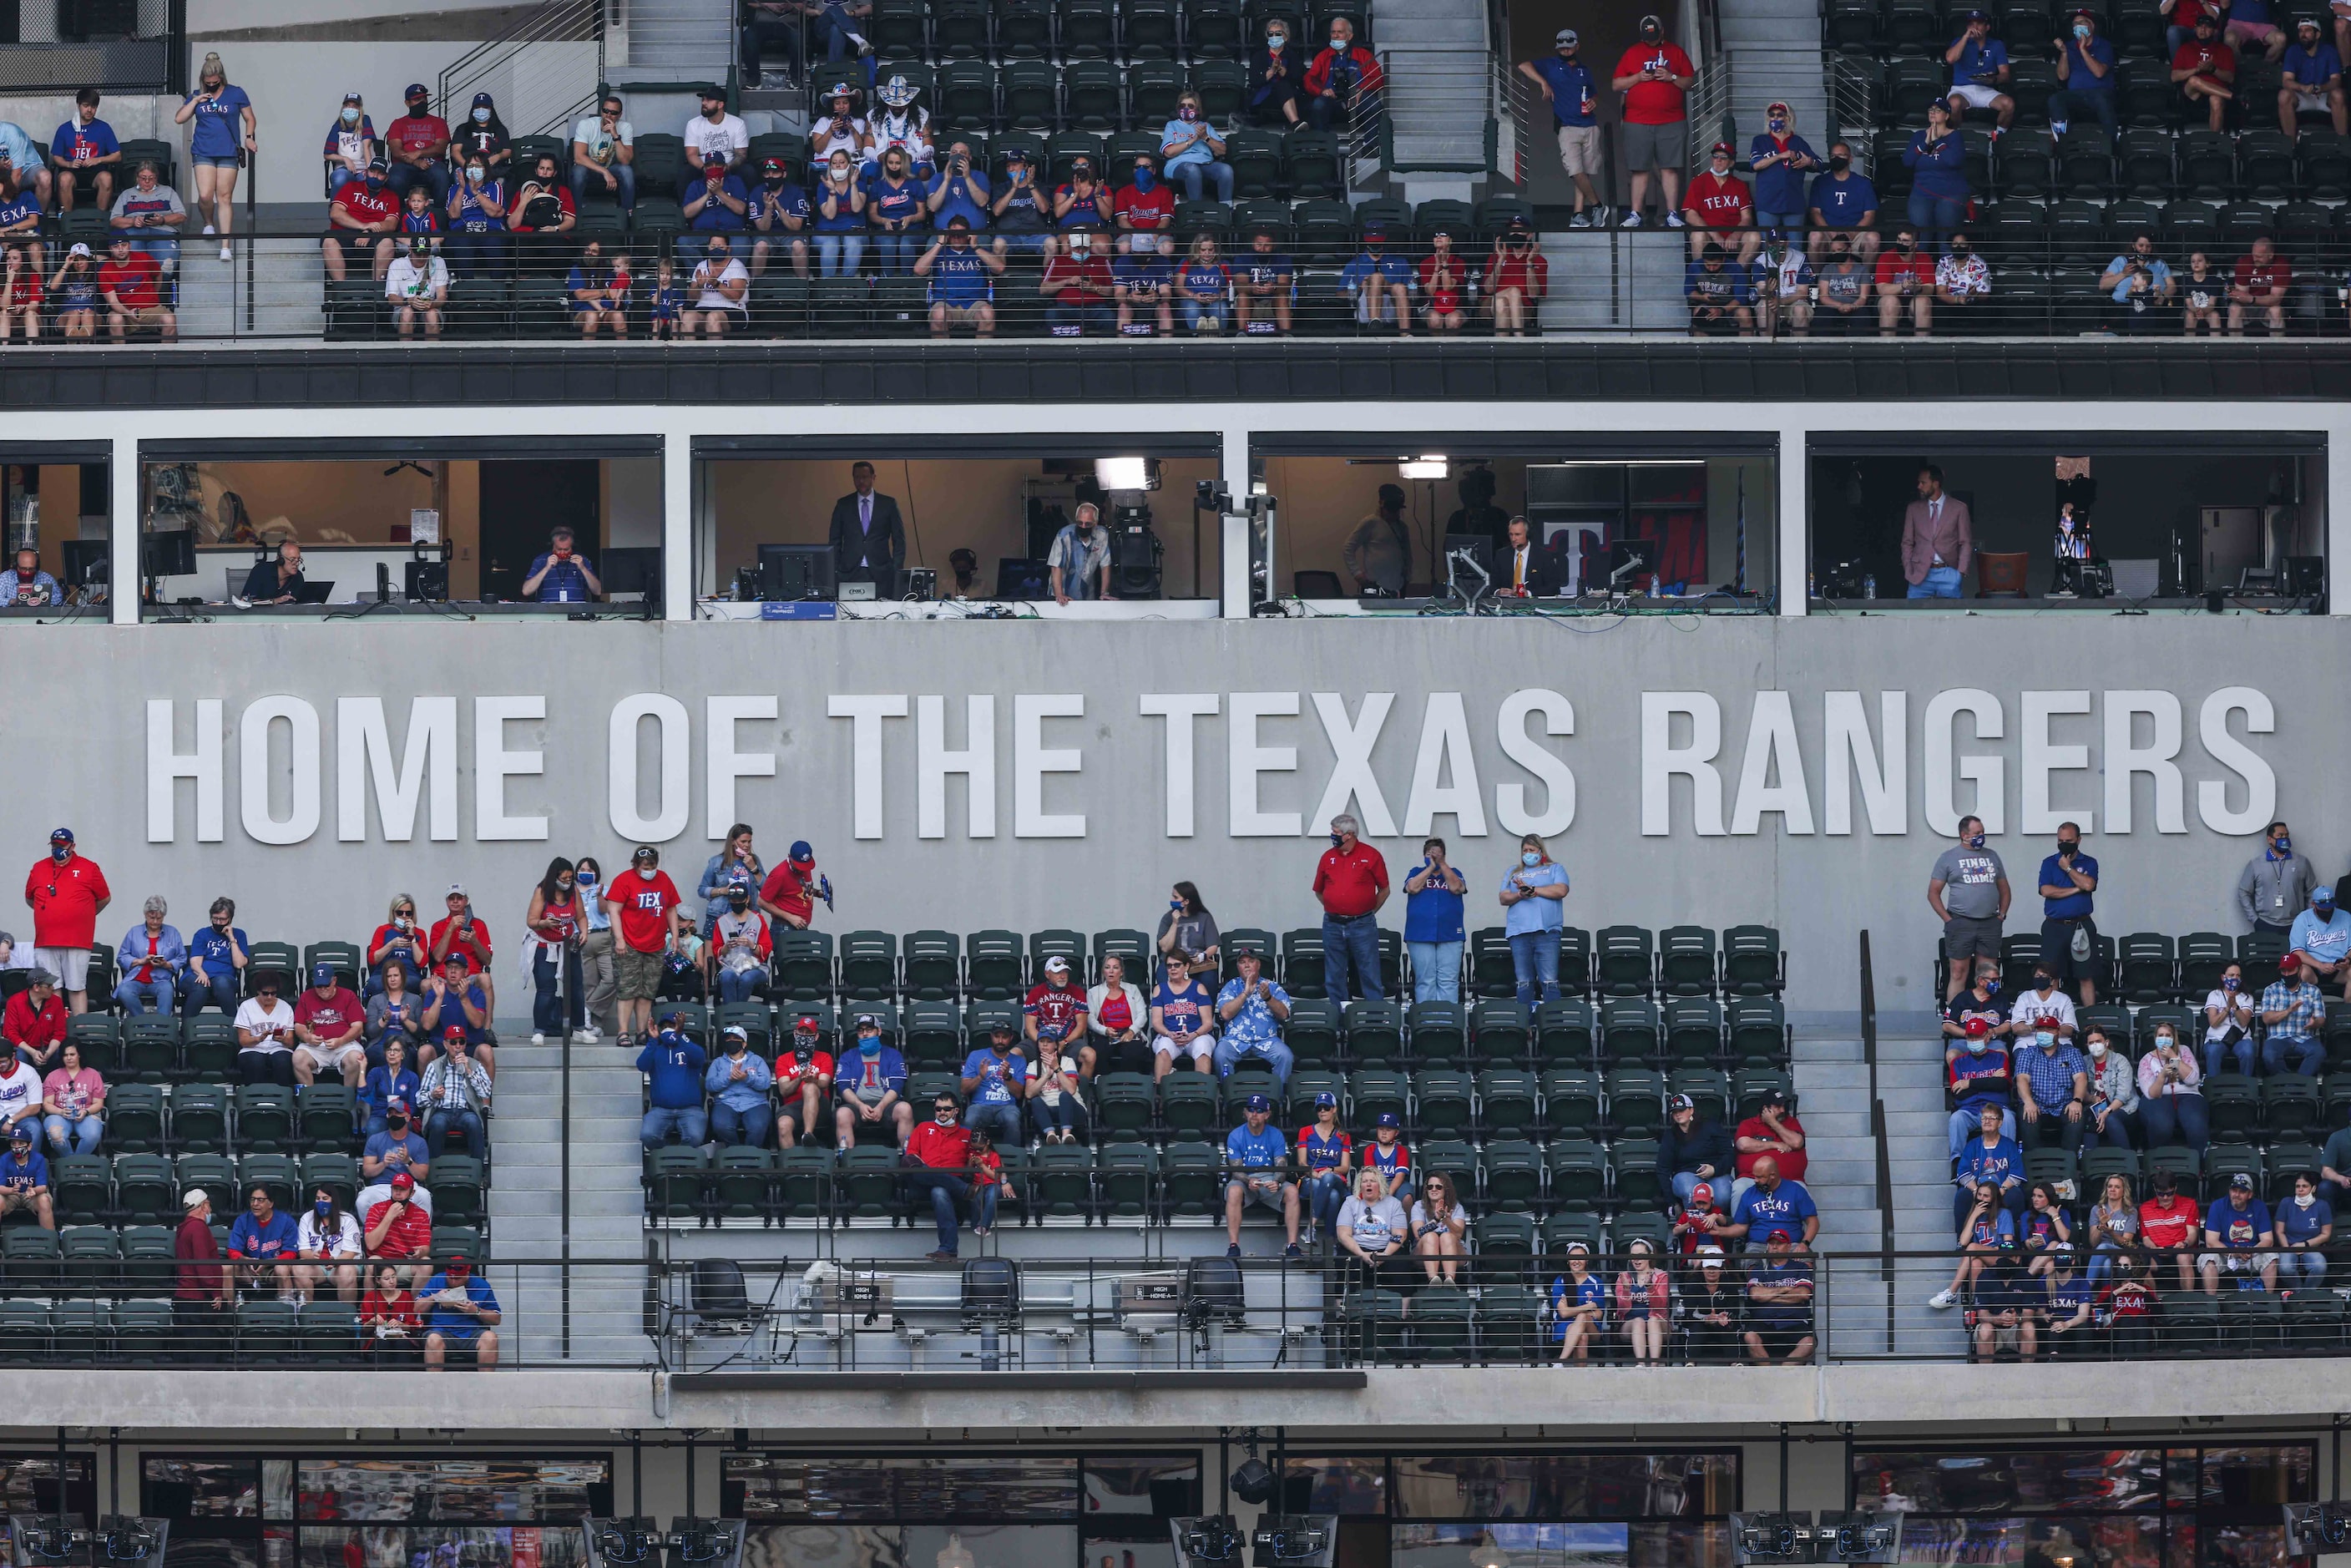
[0, 0, 181, 91]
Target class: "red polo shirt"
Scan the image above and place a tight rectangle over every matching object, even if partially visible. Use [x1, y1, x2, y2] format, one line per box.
[1685, 171, 1752, 229]
[23, 855, 109, 949]
[1313, 840, 1388, 918]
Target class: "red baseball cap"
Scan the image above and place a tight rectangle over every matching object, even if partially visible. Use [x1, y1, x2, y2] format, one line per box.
[390, 1171, 416, 1191]
[1964, 1016, 1990, 1038]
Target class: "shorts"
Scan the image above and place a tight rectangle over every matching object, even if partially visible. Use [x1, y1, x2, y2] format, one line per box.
[1944, 913, 2004, 963]
[35, 948, 88, 991]
[1949, 82, 2005, 109]
[1751, 1324, 1810, 1357]
[1231, 1173, 1291, 1211]
[2197, 1251, 2278, 1272]
[2226, 17, 2279, 44]
[192, 154, 242, 169]
[614, 946, 665, 1000]
[2293, 87, 2333, 114]
[1988, 1321, 2022, 1352]
[933, 301, 989, 323]
[2040, 917, 2096, 984]
[1619, 118, 1686, 172]
[1555, 124, 1601, 178]
[296, 1040, 364, 1072]
[327, 231, 383, 261]
[1155, 1033, 1213, 1062]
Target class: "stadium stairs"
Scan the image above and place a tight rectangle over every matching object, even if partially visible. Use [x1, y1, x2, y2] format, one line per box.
[1718, 0, 1830, 150]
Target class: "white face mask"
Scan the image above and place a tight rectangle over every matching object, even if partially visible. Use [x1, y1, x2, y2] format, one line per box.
[638, 867, 656, 880]
[2296, 1192, 2317, 1207]
[2088, 1040, 2106, 1057]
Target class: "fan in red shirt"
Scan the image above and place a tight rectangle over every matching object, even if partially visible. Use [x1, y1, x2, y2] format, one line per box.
[1611, 17, 1696, 225]
[1681, 142, 1758, 264]
[2171, 17, 2237, 130]
[2137, 1171, 2202, 1293]
[0, 976, 64, 1072]
[757, 842, 825, 930]
[97, 237, 174, 341]
[1, 251, 41, 342]
[383, 83, 453, 204]
[322, 162, 398, 282]
[1110, 156, 1176, 254]
[363, 1171, 433, 1282]
[1873, 228, 1935, 335]
[903, 1090, 988, 1261]
[1415, 231, 1468, 331]
[1734, 1090, 1807, 1182]
[24, 829, 109, 1013]
[773, 1015, 835, 1147]
[1042, 238, 1117, 332]
[1025, 958, 1090, 1050]
[428, 887, 494, 980]
[1485, 221, 1548, 336]
[2228, 238, 2290, 335]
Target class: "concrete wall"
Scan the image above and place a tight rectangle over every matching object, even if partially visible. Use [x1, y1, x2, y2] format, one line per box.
[23, 614, 2328, 1010]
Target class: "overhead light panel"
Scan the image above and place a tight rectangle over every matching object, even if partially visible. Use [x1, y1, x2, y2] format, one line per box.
[1095, 457, 1156, 491]
[1398, 456, 1449, 480]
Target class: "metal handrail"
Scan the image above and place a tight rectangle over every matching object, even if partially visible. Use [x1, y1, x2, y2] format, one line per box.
[1861, 929, 1896, 1353]
[437, 0, 609, 140]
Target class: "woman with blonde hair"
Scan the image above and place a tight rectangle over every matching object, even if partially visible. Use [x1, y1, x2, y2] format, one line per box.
[172, 52, 256, 261]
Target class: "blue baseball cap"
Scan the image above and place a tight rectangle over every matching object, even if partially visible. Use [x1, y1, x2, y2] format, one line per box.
[1313, 1090, 1337, 1109]
[2314, 886, 2336, 907]
[1244, 1093, 1271, 1112]
[47, 827, 70, 842]
[311, 962, 336, 985]
[1376, 1110, 1400, 1129]
[405, 83, 428, 99]
[790, 840, 815, 863]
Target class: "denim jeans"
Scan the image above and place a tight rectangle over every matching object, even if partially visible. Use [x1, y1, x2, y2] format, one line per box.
[871, 229, 919, 274]
[814, 1, 866, 60]
[1322, 912, 1383, 1004]
[1753, 207, 1805, 235]
[446, 227, 509, 279]
[428, 1108, 486, 1159]
[114, 976, 174, 1015]
[569, 160, 636, 210]
[715, 966, 770, 1004]
[179, 971, 238, 1016]
[2204, 1035, 2257, 1079]
[2137, 1092, 2208, 1149]
[1028, 1094, 1090, 1141]
[906, 1171, 985, 1254]
[533, 947, 584, 1035]
[1908, 564, 1964, 598]
[1508, 930, 1559, 1004]
[1212, 1036, 1295, 1085]
[712, 1100, 773, 1147]
[43, 1114, 100, 1156]
[1181, 297, 1228, 333]
[1408, 939, 1463, 1004]
[388, 160, 452, 208]
[1947, 1105, 2015, 1161]
[2086, 1243, 2124, 1284]
[966, 1101, 1024, 1147]
[1906, 190, 1964, 246]
[2043, 88, 2118, 139]
[640, 1104, 709, 1148]
[1302, 1171, 1349, 1234]
[2263, 1034, 2325, 1075]
[817, 232, 866, 276]
[2281, 1249, 2328, 1282]
[1174, 159, 1236, 201]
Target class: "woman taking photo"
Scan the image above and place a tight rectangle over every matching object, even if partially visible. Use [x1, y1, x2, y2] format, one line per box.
[695, 823, 764, 936]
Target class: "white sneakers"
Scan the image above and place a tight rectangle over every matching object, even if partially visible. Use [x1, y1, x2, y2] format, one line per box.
[576, 1026, 600, 1043]
[1928, 1288, 1958, 1308]
[531, 1032, 547, 1044]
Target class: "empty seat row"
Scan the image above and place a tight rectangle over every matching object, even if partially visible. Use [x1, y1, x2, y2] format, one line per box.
[1854, 124, 2351, 205]
[87, 1083, 380, 1154]
[851, 0, 1368, 63]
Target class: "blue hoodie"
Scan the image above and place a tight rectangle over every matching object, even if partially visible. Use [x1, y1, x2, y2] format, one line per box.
[635, 1030, 708, 1109]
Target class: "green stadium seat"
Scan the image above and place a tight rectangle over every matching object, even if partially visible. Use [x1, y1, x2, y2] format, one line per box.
[107, 1081, 164, 1156]
[1656, 926, 1716, 996]
[1475, 1067, 1538, 1137]
[1093, 1072, 1156, 1141]
[1600, 998, 1661, 1065]
[1661, 998, 1722, 1065]
[3, 1227, 61, 1293]
[1534, 999, 1594, 1065]
[1345, 999, 1403, 1064]
[776, 1146, 833, 1221]
[902, 930, 960, 997]
[233, 1085, 296, 1152]
[1721, 925, 1784, 995]
[1545, 1138, 1605, 1211]
[233, 1298, 299, 1364]
[1161, 1141, 1221, 1216]
[1284, 998, 1340, 1067]
[1415, 1069, 1472, 1135]
[1408, 1001, 1466, 1064]
[301, 1153, 359, 1210]
[49, 1298, 110, 1364]
[838, 931, 898, 999]
[646, 1146, 708, 1222]
[1540, 1067, 1601, 1135]
[1469, 928, 1515, 999]
[1727, 999, 1790, 1065]
[1481, 1140, 1542, 1213]
[1609, 1138, 1665, 1210]
[1408, 1282, 1474, 1362]
[1099, 1142, 1155, 1218]
[1471, 999, 1529, 1060]
[1594, 926, 1654, 996]
[710, 1147, 773, 1220]
[113, 1154, 176, 1226]
[1160, 1072, 1220, 1140]
[298, 1299, 364, 1363]
[51, 1157, 110, 1228]
[58, 1226, 118, 1298]
[119, 1226, 176, 1297]
[966, 930, 1025, 998]
[839, 1144, 903, 1217]
[1028, 1143, 1095, 1217]
[1348, 1068, 1408, 1129]
[1281, 928, 1326, 997]
[239, 1153, 297, 1211]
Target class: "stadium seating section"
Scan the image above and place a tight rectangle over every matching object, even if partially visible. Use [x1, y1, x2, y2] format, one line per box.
[638, 922, 1793, 1238]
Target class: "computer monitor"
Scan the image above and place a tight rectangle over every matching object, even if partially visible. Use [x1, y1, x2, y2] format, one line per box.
[289, 581, 333, 604]
[1607, 537, 1658, 590]
[995, 557, 1050, 599]
[757, 543, 835, 602]
[59, 540, 107, 589]
[601, 547, 662, 599]
[140, 529, 195, 579]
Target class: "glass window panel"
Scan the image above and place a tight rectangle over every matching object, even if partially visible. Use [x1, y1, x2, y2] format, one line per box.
[905, 1525, 1074, 1568]
[1389, 1458, 1733, 1524]
[1079, 1464, 1198, 1518]
[2166, 1453, 2198, 1510]
[147, 1460, 269, 1520]
[1395, 1521, 1640, 1568]
[265, 1466, 296, 1524]
[743, 1524, 903, 1568]
[0, 1458, 96, 1520]
[298, 1525, 587, 1568]
[889, 1461, 1077, 1520]
[1286, 1461, 1385, 1518]
[2196, 1449, 2311, 1510]
[741, 1524, 1072, 1568]
[1628, 1521, 1731, 1568]
[1074, 1532, 1176, 1568]
[2197, 1522, 2290, 1568]
[1853, 1452, 2171, 1517]
[299, 1464, 609, 1526]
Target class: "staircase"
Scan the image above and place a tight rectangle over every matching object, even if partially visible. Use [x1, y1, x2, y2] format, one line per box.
[1378, 0, 1494, 196]
[1714, 0, 1830, 147]
[486, 1037, 653, 1367]
[173, 225, 327, 341]
[1534, 230, 1687, 331]
[620, 0, 736, 79]
[1794, 1011, 1968, 1358]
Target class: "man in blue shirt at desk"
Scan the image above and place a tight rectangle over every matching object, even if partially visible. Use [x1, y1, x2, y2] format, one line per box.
[522, 525, 601, 603]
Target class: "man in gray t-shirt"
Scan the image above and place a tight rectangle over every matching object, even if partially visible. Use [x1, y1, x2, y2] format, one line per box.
[1929, 813, 2010, 1003]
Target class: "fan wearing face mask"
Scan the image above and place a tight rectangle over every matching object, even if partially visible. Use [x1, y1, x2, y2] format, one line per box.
[1929, 814, 2010, 1001]
[1609, 14, 1696, 229]
[321, 92, 377, 198]
[1942, 965, 2016, 1159]
[1248, 21, 1307, 126]
[1303, 16, 1387, 139]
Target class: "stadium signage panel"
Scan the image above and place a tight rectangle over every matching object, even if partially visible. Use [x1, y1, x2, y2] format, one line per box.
[142, 686, 2275, 847]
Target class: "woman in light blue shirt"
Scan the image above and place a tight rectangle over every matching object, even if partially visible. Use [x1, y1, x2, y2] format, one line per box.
[1158, 92, 1233, 203]
[1499, 834, 1569, 1004]
[1402, 837, 1466, 1004]
[695, 823, 766, 935]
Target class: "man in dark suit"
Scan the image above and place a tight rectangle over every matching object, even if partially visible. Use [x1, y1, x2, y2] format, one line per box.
[826, 461, 905, 595]
[1497, 514, 1565, 598]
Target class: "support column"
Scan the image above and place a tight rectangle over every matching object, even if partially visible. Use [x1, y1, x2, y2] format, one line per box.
[1777, 423, 1807, 618]
[1220, 423, 1251, 619]
[2328, 421, 2350, 615]
[661, 428, 692, 623]
[109, 434, 137, 627]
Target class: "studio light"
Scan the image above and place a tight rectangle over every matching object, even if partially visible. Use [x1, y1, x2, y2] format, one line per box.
[1732, 1511, 1818, 1564]
[1398, 456, 1449, 481]
[1822, 1512, 1900, 1563]
[1229, 1457, 1276, 1506]
[1095, 457, 1156, 491]
[2283, 1502, 2351, 1553]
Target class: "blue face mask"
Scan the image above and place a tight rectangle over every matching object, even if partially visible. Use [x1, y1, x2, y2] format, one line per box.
[473, 107, 490, 124]
[1521, 852, 1542, 868]
[316, 1199, 332, 1216]
[1133, 165, 1155, 190]
[1330, 832, 1344, 847]
[2275, 836, 2293, 857]
[48, 846, 67, 863]
[1983, 978, 2000, 997]
[1967, 833, 1985, 849]
[859, 1035, 881, 1054]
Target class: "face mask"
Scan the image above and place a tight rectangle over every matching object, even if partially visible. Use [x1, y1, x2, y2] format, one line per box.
[2223, 977, 2239, 991]
[467, 165, 485, 181]
[765, 175, 783, 188]
[2088, 1040, 2106, 1057]
[2155, 1034, 2175, 1050]
[387, 1115, 407, 1130]
[473, 108, 490, 124]
[1133, 165, 1155, 190]
[2297, 1192, 2316, 1207]
[2035, 975, 2054, 991]
[2275, 836, 2293, 857]
[1953, 244, 1970, 256]
[342, 108, 360, 124]
[1267, 30, 1284, 45]
[1984, 978, 2000, 996]
[316, 1199, 332, 1216]
[1330, 33, 1345, 47]
[1521, 852, 1541, 868]
[1967, 1036, 1988, 1054]
[1967, 832, 1985, 849]
[2058, 839, 2077, 854]
[49, 846, 67, 863]
[1829, 154, 1850, 172]
[2035, 1031, 2055, 1051]
[832, 161, 851, 179]
[936, 1109, 955, 1124]
[1330, 832, 1344, 847]
[2075, 22, 2091, 37]
[859, 1035, 880, 1054]
[1769, 117, 1786, 131]
[638, 867, 655, 880]
[1180, 104, 1198, 120]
